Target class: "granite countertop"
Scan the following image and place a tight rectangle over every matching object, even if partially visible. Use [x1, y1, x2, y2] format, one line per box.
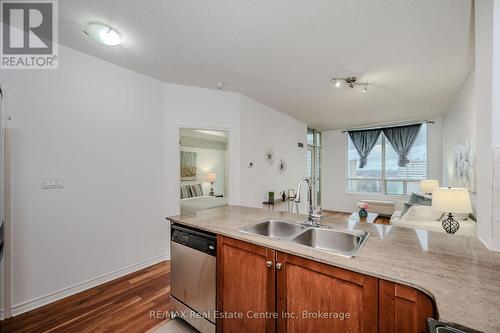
[168, 205, 500, 333]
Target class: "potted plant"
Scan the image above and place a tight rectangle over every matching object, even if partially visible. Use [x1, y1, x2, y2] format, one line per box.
[268, 191, 275, 203]
[358, 202, 369, 220]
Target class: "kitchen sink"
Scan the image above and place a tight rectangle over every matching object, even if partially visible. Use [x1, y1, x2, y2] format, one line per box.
[239, 219, 369, 257]
[290, 228, 369, 258]
[239, 219, 307, 239]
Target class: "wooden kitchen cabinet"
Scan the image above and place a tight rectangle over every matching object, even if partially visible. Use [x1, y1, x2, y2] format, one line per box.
[217, 236, 436, 333]
[276, 251, 378, 333]
[217, 236, 276, 333]
[378, 280, 436, 333]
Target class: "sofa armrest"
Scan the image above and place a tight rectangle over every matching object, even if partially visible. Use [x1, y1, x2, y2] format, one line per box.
[394, 201, 407, 212]
[390, 210, 403, 222]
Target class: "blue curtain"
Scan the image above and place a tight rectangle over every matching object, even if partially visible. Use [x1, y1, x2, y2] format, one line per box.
[382, 124, 422, 167]
[348, 129, 382, 168]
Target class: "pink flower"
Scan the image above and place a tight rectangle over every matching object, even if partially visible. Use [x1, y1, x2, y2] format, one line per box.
[359, 202, 369, 210]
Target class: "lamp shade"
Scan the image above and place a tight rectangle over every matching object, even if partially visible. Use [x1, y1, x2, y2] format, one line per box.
[207, 173, 216, 183]
[432, 187, 472, 213]
[420, 180, 439, 194]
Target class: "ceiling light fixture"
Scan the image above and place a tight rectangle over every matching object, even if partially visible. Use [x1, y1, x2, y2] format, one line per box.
[84, 22, 122, 46]
[330, 76, 370, 94]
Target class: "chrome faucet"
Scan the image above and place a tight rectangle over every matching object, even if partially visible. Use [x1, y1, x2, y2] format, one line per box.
[294, 177, 323, 226]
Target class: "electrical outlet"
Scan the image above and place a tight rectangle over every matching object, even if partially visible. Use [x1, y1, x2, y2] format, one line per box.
[42, 176, 64, 189]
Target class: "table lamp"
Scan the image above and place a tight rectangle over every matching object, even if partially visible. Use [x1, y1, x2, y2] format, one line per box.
[207, 173, 216, 196]
[432, 187, 472, 234]
[420, 180, 439, 195]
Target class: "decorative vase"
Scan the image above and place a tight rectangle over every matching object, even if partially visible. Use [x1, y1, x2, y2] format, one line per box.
[359, 208, 368, 219]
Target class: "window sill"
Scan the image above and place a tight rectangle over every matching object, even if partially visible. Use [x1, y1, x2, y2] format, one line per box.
[345, 192, 410, 198]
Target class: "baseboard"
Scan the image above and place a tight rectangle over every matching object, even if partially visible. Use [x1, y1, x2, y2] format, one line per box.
[11, 253, 169, 316]
[478, 235, 494, 251]
[321, 208, 352, 214]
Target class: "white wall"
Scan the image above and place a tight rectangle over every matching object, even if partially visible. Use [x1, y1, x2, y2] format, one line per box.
[442, 71, 476, 186]
[180, 138, 227, 196]
[322, 119, 442, 213]
[475, 0, 495, 249]
[0, 84, 6, 318]
[442, 0, 500, 251]
[239, 96, 308, 208]
[0, 45, 169, 314]
[494, 0, 500, 148]
[490, 0, 500, 250]
[441, 71, 477, 210]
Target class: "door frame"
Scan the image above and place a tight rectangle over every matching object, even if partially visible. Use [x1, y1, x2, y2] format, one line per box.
[0, 85, 12, 319]
[176, 124, 233, 214]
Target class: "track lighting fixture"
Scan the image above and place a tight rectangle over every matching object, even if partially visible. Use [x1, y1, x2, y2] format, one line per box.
[330, 76, 370, 94]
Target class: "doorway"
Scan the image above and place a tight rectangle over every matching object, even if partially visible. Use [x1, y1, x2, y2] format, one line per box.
[178, 128, 229, 214]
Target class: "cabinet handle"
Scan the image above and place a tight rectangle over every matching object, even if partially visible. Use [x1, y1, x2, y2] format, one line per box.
[266, 260, 273, 268]
[276, 262, 283, 270]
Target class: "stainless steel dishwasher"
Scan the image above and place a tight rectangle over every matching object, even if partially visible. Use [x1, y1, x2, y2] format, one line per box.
[170, 223, 216, 333]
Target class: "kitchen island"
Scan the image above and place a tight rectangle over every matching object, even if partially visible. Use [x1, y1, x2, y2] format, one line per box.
[168, 205, 500, 333]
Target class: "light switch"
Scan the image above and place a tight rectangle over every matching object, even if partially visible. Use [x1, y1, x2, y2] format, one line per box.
[42, 176, 64, 189]
[42, 176, 52, 189]
[55, 177, 64, 188]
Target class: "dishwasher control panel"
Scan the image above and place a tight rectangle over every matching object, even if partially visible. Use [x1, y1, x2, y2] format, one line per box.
[171, 223, 216, 256]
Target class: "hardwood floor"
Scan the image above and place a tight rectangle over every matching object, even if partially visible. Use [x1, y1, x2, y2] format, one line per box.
[1, 261, 172, 333]
[321, 210, 391, 225]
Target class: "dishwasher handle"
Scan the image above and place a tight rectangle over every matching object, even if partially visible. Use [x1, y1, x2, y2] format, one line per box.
[171, 223, 217, 256]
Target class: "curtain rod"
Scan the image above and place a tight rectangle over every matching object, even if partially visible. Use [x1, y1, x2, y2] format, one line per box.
[341, 120, 435, 134]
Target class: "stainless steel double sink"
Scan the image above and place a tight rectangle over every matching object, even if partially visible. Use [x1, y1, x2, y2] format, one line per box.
[239, 219, 369, 258]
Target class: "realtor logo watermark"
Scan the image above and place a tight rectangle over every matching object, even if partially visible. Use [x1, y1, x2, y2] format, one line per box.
[1, 0, 58, 69]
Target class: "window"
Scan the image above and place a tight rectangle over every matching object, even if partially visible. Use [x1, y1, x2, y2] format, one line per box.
[347, 125, 428, 195]
[307, 127, 321, 207]
[347, 135, 382, 193]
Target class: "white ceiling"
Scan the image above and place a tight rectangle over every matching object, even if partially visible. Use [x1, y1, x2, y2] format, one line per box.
[59, 0, 474, 130]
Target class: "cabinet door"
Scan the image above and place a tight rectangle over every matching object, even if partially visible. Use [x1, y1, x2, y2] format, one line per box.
[217, 236, 276, 333]
[379, 280, 436, 333]
[276, 252, 378, 333]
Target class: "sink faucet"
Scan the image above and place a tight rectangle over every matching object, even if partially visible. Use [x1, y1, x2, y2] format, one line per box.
[294, 177, 323, 226]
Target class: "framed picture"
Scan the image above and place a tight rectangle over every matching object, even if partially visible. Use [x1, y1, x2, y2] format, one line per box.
[180, 151, 197, 180]
[453, 140, 475, 193]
